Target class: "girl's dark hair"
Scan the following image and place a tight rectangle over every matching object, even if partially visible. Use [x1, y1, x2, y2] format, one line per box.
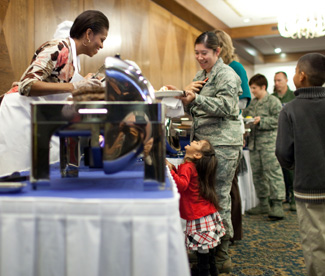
[194, 31, 220, 52]
[70, 10, 109, 39]
[190, 140, 220, 210]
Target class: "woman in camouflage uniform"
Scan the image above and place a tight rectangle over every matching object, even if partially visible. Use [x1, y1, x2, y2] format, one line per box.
[179, 31, 243, 274]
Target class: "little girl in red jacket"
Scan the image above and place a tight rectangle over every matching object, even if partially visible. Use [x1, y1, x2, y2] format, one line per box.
[166, 139, 225, 276]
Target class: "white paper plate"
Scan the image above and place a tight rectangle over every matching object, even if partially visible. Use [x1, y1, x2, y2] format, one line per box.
[0, 182, 27, 193]
[244, 118, 255, 123]
[155, 90, 184, 98]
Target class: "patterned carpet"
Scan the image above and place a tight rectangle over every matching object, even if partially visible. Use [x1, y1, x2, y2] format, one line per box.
[227, 203, 306, 276]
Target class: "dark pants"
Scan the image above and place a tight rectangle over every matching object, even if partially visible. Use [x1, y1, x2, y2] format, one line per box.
[282, 167, 294, 202]
[230, 166, 242, 241]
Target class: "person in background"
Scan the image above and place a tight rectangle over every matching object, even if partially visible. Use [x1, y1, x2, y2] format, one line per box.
[170, 31, 243, 273]
[242, 74, 285, 220]
[0, 10, 109, 177]
[273, 71, 295, 103]
[214, 30, 251, 110]
[166, 139, 225, 276]
[272, 71, 296, 211]
[276, 53, 325, 276]
[214, 29, 251, 244]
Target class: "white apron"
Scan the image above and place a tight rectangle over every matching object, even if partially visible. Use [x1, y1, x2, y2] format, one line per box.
[0, 92, 70, 177]
[0, 38, 83, 177]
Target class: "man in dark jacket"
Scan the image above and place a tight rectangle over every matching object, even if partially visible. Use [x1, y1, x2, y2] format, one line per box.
[276, 53, 325, 276]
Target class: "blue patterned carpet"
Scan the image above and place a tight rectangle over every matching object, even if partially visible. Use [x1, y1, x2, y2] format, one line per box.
[228, 204, 306, 276]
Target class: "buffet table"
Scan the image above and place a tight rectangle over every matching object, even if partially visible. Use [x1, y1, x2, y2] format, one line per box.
[0, 163, 190, 276]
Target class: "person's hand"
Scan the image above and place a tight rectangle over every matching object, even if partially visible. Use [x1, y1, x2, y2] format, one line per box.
[72, 78, 101, 90]
[184, 81, 206, 93]
[166, 159, 175, 171]
[11, 81, 19, 88]
[165, 85, 178, 90]
[253, 116, 261, 125]
[143, 137, 154, 157]
[84, 73, 94, 80]
[176, 90, 196, 106]
[86, 72, 105, 82]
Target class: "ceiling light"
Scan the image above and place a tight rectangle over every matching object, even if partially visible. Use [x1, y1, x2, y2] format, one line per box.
[243, 18, 251, 23]
[278, 6, 325, 39]
[274, 48, 282, 53]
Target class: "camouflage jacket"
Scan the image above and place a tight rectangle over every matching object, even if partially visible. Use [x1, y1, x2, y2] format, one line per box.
[272, 87, 295, 105]
[187, 58, 243, 146]
[243, 94, 282, 151]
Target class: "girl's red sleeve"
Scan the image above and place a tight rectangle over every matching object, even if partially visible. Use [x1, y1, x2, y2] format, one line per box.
[170, 163, 194, 193]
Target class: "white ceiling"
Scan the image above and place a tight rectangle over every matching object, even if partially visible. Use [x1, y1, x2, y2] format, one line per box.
[196, 0, 325, 28]
[195, 0, 325, 62]
[196, 0, 279, 28]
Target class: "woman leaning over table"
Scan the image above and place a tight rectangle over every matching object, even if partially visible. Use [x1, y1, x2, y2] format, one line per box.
[0, 10, 109, 177]
[171, 31, 243, 273]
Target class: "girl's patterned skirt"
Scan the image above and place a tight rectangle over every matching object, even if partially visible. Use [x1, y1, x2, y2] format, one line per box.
[185, 212, 225, 251]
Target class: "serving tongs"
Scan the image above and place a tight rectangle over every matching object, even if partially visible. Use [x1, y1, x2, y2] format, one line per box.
[92, 64, 105, 80]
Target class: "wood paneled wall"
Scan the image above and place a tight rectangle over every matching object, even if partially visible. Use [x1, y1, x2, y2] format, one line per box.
[0, 0, 201, 95]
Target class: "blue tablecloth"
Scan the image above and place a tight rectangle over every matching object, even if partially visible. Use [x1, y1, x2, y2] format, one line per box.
[1, 162, 173, 199]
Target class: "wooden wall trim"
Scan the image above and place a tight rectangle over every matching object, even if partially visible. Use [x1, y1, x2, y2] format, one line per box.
[151, 0, 230, 32]
[264, 50, 325, 64]
[230, 23, 279, 39]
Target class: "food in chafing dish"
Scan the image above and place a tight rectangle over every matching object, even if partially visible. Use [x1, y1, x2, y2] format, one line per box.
[71, 86, 105, 101]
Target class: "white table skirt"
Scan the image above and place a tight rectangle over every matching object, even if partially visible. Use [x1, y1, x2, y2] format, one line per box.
[238, 150, 258, 213]
[0, 173, 190, 276]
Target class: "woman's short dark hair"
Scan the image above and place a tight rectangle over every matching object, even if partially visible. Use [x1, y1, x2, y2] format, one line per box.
[195, 31, 220, 52]
[249, 73, 268, 90]
[70, 10, 109, 39]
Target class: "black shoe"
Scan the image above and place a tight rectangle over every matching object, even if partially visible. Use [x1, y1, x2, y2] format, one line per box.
[197, 253, 210, 276]
[209, 249, 219, 276]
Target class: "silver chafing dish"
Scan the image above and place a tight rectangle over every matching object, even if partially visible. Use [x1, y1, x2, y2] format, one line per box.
[31, 57, 165, 189]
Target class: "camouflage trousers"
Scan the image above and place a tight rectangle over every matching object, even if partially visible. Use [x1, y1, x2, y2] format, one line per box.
[214, 146, 242, 238]
[250, 149, 285, 200]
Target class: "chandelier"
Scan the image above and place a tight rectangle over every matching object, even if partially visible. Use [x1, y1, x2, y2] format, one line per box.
[278, 9, 325, 39]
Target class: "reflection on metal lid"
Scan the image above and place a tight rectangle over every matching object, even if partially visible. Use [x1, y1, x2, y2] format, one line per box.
[105, 57, 155, 103]
[78, 108, 108, 114]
